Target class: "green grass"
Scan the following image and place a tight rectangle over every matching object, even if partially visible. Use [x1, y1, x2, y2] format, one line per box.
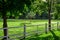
[0, 19, 60, 40]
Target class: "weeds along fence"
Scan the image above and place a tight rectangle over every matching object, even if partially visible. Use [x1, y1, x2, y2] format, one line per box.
[0, 22, 60, 40]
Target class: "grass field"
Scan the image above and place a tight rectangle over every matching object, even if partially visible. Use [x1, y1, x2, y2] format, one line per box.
[0, 19, 60, 40]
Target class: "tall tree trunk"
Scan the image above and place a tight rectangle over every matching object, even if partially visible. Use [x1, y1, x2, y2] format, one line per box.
[48, 0, 52, 31]
[2, 0, 8, 40]
[2, 11, 8, 40]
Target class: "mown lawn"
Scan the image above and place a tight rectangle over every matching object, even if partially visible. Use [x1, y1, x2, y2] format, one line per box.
[0, 19, 60, 40]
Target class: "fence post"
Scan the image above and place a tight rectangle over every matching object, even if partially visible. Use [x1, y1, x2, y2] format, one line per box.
[45, 23, 47, 34]
[36, 25, 38, 35]
[23, 24, 26, 40]
[6, 27, 8, 40]
[57, 22, 59, 30]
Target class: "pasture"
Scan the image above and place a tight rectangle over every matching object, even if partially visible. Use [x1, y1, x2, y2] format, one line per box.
[0, 19, 60, 40]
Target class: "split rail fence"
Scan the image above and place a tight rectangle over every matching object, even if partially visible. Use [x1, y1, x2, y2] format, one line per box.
[0, 22, 60, 40]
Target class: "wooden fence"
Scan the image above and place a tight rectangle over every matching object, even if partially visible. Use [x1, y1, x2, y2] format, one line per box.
[0, 22, 60, 40]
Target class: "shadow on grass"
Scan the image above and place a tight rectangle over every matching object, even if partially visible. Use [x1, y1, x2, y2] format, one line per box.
[50, 30, 60, 40]
[19, 30, 60, 40]
[26, 34, 53, 40]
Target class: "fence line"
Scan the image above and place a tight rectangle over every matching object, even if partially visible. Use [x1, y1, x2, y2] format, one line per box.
[0, 30, 43, 40]
[0, 22, 60, 40]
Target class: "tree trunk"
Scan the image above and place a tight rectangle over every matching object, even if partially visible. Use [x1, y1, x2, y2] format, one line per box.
[2, 0, 8, 40]
[48, 0, 52, 31]
[2, 11, 8, 40]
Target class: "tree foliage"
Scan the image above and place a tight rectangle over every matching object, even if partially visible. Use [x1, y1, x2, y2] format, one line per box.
[0, 0, 60, 19]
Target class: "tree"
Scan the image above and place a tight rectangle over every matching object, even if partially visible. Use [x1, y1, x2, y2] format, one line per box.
[0, 0, 34, 40]
[47, 0, 52, 31]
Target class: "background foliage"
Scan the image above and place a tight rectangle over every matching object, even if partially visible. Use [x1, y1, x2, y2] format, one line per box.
[0, 0, 60, 19]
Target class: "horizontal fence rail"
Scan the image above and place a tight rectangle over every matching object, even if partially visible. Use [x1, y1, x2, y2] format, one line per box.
[0, 26, 23, 30]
